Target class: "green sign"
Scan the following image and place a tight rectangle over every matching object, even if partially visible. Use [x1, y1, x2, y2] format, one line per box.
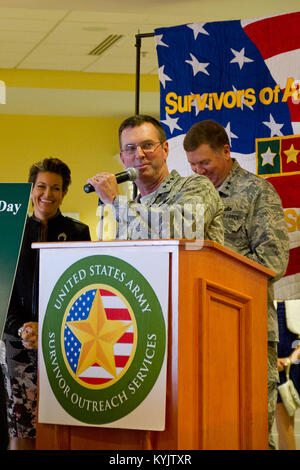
[0, 183, 31, 339]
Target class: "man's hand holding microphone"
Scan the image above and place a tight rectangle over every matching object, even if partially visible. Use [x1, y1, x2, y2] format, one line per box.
[84, 168, 138, 204]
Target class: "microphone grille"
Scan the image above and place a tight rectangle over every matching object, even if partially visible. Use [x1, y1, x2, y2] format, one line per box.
[127, 167, 138, 181]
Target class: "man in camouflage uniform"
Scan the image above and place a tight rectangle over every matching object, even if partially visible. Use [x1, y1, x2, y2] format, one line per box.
[183, 119, 290, 449]
[87, 115, 224, 243]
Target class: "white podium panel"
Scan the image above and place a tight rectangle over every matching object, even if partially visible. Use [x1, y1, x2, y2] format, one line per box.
[35, 241, 176, 431]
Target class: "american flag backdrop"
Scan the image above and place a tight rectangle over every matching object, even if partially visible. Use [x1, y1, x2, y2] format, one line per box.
[155, 11, 300, 299]
[64, 287, 135, 387]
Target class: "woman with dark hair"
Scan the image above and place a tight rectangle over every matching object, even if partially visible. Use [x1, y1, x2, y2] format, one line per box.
[3, 157, 91, 450]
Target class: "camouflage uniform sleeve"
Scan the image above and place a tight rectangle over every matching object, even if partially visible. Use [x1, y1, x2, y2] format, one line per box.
[112, 175, 224, 243]
[245, 182, 289, 281]
[165, 174, 224, 243]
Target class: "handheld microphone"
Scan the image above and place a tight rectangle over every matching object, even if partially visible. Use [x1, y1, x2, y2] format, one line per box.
[84, 167, 138, 193]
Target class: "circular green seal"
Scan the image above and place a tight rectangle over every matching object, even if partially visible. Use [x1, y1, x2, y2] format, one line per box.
[42, 255, 166, 425]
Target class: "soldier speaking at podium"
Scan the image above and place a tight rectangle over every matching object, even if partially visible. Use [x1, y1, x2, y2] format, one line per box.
[87, 114, 224, 242]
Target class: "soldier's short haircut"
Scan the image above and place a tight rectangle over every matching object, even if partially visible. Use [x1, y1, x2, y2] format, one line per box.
[119, 115, 166, 148]
[28, 157, 71, 193]
[183, 120, 230, 152]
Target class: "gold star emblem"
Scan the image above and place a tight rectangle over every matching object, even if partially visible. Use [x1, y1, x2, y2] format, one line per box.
[284, 144, 300, 164]
[67, 290, 132, 378]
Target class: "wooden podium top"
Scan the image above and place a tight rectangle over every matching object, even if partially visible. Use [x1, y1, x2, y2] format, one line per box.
[32, 239, 275, 278]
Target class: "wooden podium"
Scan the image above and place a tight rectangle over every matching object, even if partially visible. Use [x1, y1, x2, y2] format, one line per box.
[35, 240, 273, 450]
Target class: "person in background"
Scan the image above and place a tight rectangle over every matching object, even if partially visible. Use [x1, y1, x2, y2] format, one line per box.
[87, 114, 224, 243]
[276, 300, 300, 450]
[0, 341, 9, 450]
[2, 157, 91, 450]
[183, 119, 290, 450]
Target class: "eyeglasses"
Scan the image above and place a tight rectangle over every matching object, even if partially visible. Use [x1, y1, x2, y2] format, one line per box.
[121, 141, 163, 156]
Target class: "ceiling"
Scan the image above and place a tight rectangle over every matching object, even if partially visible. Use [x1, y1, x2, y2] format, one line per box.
[0, 4, 170, 73]
[0, 0, 298, 117]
